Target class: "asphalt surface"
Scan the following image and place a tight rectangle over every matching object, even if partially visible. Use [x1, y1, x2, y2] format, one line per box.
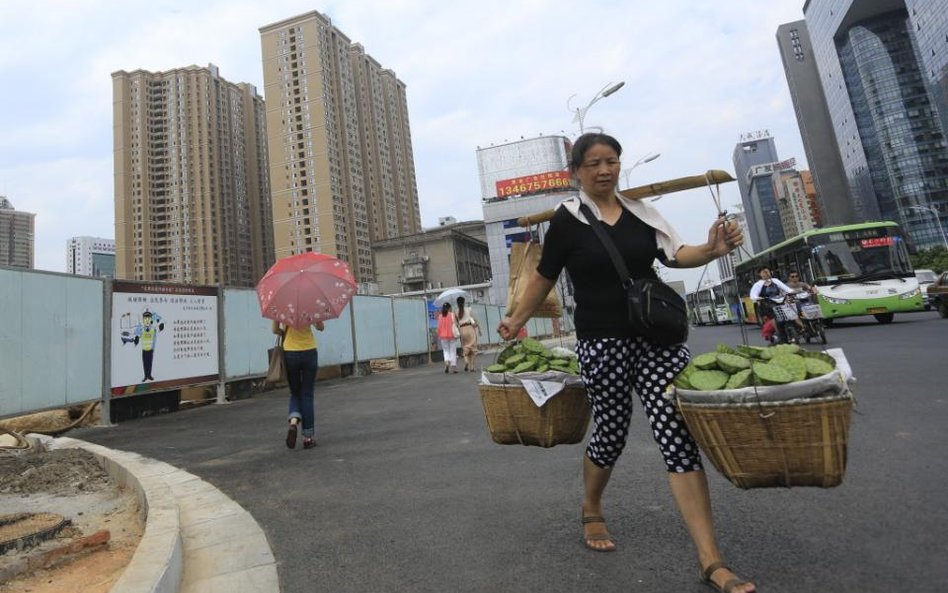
[76, 310, 948, 593]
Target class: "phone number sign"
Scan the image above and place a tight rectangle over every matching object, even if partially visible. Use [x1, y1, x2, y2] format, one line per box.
[495, 170, 573, 198]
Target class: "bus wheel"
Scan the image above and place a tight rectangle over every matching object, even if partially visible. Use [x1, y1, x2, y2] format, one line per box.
[874, 313, 894, 324]
[823, 318, 834, 327]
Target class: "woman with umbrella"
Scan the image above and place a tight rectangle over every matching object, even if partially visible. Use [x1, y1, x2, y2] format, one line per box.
[436, 302, 461, 374]
[257, 252, 357, 450]
[272, 319, 324, 449]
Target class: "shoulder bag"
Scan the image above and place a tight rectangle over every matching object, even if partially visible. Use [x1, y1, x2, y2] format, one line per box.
[579, 204, 689, 347]
[266, 334, 287, 384]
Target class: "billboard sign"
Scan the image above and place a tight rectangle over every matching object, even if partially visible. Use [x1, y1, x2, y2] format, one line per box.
[111, 281, 219, 396]
[495, 170, 573, 199]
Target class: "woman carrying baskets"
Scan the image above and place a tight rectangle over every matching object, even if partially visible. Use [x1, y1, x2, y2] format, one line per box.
[498, 133, 755, 593]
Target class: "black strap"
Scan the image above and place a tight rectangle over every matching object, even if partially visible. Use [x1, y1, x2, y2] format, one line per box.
[579, 203, 636, 287]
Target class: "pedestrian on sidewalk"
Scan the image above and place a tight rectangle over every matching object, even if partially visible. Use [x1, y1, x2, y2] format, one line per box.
[272, 320, 324, 449]
[436, 303, 460, 374]
[497, 132, 755, 593]
[455, 296, 480, 372]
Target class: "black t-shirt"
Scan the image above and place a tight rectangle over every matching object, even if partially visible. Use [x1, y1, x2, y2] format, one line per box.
[759, 282, 782, 299]
[537, 206, 663, 339]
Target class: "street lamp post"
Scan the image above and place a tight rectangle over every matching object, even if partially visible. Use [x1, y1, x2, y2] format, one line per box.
[567, 81, 625, 135]
[904, 205, 948, 249]
[621, 152, 661, 188]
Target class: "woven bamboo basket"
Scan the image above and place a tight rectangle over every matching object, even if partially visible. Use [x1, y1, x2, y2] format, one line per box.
[676, 392, 853, 489]
[479, 383, 590, 447]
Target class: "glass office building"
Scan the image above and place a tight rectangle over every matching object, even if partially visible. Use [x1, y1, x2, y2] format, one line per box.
[804, 0, 948, 250]
[732, 132, 780, 253]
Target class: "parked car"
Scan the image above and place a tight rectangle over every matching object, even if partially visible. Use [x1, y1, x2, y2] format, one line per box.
[915, 269, 937, 310]
[927, 271, 948, 318]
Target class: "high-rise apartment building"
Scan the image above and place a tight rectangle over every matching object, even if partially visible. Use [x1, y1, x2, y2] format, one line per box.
[800, 170, 823, 229]
[259, 11, 422, 282]
[67, 236, 116, 278]
[773, 169, 819, 239]
[776, 20, 854, 226]
[112, 64, 274, 287]
[0, 196, 35, 269]
[802, 0, 948, 251]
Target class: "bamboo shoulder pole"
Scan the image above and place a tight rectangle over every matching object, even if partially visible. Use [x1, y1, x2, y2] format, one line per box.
[515, 169, 735, 227]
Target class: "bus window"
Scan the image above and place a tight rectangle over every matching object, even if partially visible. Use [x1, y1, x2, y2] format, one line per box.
[811, 244, 852, 281]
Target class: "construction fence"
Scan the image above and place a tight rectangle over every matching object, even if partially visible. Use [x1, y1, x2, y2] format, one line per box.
[0, 266, 561, 420]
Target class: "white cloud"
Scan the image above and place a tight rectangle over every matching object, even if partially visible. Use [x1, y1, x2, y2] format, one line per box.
[0, 0, 808, 292]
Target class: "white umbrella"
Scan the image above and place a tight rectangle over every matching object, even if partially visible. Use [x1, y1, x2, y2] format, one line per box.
[433, 288, 470, 307]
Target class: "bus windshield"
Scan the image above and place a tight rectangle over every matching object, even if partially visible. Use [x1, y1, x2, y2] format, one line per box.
[809, 234, 912, 284]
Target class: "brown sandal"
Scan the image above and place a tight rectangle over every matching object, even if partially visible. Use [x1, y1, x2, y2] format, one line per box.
[581, 515, 616, 552]
[699, 561, 755, 593]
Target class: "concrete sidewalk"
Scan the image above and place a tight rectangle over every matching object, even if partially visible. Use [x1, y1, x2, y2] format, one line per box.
[72, 333, 805, 593]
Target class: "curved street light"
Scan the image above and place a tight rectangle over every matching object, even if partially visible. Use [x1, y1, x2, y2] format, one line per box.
[622, 152, 661, 188]
[903, 205, 948, 249]
[567, 81, 625, 135]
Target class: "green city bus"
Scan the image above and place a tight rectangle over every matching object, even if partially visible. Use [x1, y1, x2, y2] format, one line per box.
[734, 221, 924, 324]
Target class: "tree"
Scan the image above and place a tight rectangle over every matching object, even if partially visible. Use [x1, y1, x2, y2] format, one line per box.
[910, 246, 948, 273]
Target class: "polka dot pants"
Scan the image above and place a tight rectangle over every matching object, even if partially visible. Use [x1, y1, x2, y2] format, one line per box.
[576, 337, 702, 473]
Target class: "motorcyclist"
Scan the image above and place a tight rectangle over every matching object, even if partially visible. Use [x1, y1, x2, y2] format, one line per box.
[785, 269, 817, 313]
[749, 267, 804, 342]
[784, 269, 826, 342]
[785, 270, 817, 297]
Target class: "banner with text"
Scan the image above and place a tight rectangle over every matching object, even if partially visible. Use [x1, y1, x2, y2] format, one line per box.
[495, 170, 573, 199]
[110, 282, 219, 396]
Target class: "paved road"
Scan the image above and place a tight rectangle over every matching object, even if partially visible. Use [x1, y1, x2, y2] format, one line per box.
[76, 311, 948, 593]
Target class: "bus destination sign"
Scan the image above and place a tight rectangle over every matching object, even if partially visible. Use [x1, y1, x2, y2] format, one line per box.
[860, 236, 894, 248]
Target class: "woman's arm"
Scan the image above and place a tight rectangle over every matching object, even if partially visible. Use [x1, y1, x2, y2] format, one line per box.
[314, 321, 325, 332]
[669, 217, 743, 269]
[271, 320, 284, 336]
[498, 270, 556, 340]
[772, 278, 795, 294]
[672, 243, 718, 268]
[749, 280, 763, 301]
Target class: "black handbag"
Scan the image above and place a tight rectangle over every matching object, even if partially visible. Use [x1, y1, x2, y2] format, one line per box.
[579, 204, 689, 347]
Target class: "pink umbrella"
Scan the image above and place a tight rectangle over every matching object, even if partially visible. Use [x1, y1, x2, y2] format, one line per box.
[256, 252, 357, 327]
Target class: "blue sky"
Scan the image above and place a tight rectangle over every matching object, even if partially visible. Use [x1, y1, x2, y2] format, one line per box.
[0, 0, 809, 291]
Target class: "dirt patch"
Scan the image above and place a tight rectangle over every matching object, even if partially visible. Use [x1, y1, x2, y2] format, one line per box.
[0, 449, 110, 497]
[0, 447, 143, 593]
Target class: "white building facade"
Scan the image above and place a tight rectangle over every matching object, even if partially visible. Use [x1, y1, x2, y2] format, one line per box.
[67, 236, 116, 278]
[477, 136, 578, 319]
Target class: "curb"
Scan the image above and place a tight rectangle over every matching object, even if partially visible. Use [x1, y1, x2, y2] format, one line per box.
[34, 435, 279, 593]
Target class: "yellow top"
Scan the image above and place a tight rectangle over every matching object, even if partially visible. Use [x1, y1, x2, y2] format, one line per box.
[276, 323, 319, 351]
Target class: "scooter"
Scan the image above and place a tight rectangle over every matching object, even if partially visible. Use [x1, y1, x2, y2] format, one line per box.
[758, 295, 801, 345]
[794, 292, 827, 345]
